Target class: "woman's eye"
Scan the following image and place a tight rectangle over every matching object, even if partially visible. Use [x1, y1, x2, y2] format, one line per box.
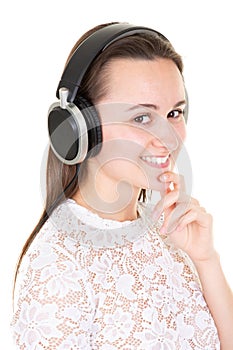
[167, 109, 184, 120]
[134, 114, 151, 124]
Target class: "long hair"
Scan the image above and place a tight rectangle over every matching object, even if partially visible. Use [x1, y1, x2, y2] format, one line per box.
[14, 22, 183, 289]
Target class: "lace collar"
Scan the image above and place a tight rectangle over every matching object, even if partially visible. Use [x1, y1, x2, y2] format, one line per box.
[49, 199, 163, 249]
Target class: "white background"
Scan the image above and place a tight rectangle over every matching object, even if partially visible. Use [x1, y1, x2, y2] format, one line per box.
[1, 0, 232, 348]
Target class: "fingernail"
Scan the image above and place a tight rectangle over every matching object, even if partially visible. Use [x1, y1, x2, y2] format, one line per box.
[159, 173, 169, 182]
[160, 226, 166, 234]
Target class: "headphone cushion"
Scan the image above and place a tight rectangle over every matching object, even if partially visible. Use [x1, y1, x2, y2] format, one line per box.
[75, 96, 102, 158]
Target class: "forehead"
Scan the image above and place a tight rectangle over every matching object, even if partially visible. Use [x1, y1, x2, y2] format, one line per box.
[102, 58, 185, 105]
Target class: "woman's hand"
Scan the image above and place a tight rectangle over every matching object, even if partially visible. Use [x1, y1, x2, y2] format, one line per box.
[153, 171, 216, 263]
[154, 172, 233, 348]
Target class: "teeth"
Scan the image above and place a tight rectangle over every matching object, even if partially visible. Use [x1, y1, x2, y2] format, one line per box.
[141, 155, 169, 165]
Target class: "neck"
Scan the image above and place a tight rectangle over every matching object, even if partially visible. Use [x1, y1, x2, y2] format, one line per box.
[73, 166, 140, 222]
[73, 192, 139, 222]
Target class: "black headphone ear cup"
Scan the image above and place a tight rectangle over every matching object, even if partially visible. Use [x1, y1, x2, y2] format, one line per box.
[48, 96, 102, 165]
[75, 96, 102, 159]
[48, 101, 89, 165]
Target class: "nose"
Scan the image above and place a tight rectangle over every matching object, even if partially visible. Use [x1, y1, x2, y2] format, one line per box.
[150, 116, 179, 152]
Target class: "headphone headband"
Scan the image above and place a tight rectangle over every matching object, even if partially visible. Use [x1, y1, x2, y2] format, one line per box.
[56, 23, 168, 103]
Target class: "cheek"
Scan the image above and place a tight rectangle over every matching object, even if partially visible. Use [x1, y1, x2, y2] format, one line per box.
[102, 124, 146, 142]
[170, 122, 187, 168]
[97, 137, 144, 166]
[169, 121, 187, 153]
[101, 126, 147, 159]
[176, 121, 187, 142]
[96, 127, 149, 183]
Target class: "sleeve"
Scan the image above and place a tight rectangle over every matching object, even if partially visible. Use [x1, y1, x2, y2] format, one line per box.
[11, 239, 94, 349]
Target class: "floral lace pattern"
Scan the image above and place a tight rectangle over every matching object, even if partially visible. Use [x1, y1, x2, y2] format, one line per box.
[12, 199, 220, 349]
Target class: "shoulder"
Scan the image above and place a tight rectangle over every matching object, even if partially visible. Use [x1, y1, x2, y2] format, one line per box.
[12, 201, 94, 348]
[14, 200, 90, 302]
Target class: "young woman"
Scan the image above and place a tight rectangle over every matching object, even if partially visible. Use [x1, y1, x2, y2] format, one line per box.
[12, 22, 233, 349]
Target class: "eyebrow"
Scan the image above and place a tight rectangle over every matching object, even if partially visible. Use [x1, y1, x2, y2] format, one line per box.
[127, 100, 186, 111]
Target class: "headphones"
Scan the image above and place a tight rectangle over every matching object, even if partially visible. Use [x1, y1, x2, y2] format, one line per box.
[48, 23, 188, 165]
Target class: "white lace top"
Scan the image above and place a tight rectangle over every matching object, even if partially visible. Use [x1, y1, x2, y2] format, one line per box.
[12, 199, 220, 349]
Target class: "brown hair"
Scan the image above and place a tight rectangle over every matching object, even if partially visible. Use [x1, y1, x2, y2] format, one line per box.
[14, 22, 183, 289]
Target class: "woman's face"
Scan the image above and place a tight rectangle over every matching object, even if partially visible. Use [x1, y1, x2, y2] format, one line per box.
[89, 58, 186, 194]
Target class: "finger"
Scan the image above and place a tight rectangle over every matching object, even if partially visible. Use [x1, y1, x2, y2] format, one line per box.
[158, 172, 179, 197]
[176, 209, 212, 232]
[152, 189, 180, 220]
[159, 172, 186, 193]
[160, 196, 197, 234]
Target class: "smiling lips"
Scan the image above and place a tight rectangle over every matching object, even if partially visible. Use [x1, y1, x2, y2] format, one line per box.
[141, 154, 170, 168]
